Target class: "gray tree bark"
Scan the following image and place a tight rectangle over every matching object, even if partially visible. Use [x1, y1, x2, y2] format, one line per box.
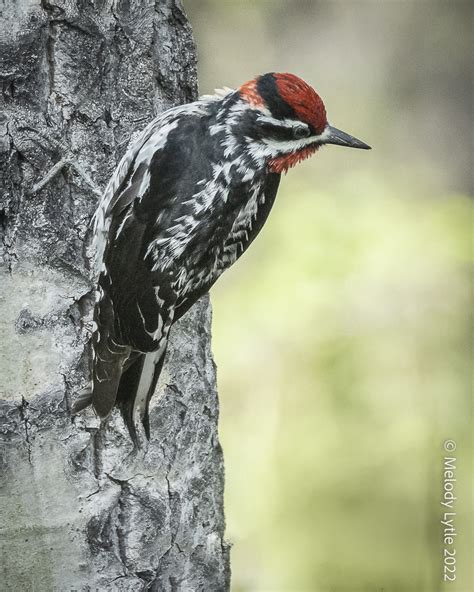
[0, 1, 229, 590]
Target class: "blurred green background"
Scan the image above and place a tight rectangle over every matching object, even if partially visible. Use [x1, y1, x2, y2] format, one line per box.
[184, 2, 472, 591]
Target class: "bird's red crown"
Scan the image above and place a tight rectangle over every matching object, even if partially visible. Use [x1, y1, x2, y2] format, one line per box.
[240, 72, 327, 134]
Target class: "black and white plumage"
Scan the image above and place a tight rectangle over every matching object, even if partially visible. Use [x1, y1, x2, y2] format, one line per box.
[74, 73, 370, 443]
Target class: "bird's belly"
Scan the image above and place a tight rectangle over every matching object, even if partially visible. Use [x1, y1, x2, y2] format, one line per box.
[175, 207, 260, 298]
[174, 235, 244, 297]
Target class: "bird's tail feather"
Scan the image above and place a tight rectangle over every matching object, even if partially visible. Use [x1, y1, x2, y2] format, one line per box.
[71, 386, 93, 414]
[72, 348, 139, 416]
[73, 338, 167, 445]
[115, 346, 167, 445]
[91, 336, 130, 418]
[115, 354, 146, 445]
[141, 349, 167, 440]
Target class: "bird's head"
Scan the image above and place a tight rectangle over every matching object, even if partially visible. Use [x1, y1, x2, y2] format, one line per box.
[237, 72, 370, 173]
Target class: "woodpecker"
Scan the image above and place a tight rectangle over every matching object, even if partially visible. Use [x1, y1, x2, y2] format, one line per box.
[73, 72, 370, 443]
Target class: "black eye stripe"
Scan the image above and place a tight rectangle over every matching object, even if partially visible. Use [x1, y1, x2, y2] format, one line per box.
[260, 123, 294, 141]
[259, 121, 310, 141]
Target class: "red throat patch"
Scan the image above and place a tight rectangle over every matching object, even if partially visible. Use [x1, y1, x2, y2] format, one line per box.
[273, 73, 327, 134]
[268, 145, 320, 174]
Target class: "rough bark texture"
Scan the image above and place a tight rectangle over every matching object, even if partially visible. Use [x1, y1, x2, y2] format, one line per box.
[0, 1, 230, 590]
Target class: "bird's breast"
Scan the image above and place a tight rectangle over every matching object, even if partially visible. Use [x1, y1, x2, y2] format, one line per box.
[173, 176, 269, 296]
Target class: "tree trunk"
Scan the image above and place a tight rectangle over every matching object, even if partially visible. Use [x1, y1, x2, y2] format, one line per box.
[0, 1, 229, 590]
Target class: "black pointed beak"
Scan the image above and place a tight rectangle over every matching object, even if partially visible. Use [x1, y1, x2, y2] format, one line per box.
[324, 125, 371, 150]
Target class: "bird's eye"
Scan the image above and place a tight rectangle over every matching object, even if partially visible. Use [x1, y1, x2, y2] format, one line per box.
[293, 126, 311, 140]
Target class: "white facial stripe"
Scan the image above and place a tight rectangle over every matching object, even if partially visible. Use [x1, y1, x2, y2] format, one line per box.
[261, 134, 314, 152]
[255, 105, 273, 117]
[256, 114, 309, 131]
[316, 125, 331, 142]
